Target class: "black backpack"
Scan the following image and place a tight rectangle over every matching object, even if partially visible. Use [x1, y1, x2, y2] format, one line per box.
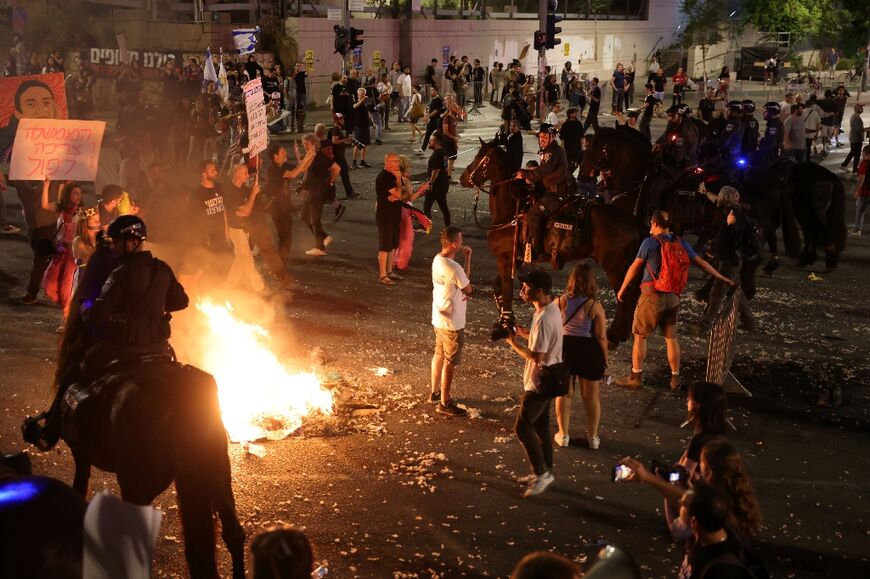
[741, 213, 764, 259]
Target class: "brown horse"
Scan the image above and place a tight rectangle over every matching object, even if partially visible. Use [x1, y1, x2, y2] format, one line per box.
[578, 126, 652, 215]
[460, 138, 642, 346]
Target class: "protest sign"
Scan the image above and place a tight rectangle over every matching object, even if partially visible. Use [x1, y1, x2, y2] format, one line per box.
[243, 78, 268, 157]
[9, 118, 106, 182]
[0, 73, 68, 128]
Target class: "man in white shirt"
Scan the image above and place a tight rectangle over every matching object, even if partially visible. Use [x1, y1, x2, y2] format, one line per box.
[431, 226, 473, 416]
[504, 269, 563, 497]
[545, 102, 562, 129]
[398, 66, 413, 123]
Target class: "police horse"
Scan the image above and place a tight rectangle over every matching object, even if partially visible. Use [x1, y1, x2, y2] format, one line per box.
[34, 257, 246, 579]
[461, 138, 642, 346]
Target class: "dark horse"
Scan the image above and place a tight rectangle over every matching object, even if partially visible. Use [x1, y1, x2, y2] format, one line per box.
[578, 126, 652, 215]
[43, 247, 246, 579]
[788, 162, 847, 270]
[460, 138, 642, 346]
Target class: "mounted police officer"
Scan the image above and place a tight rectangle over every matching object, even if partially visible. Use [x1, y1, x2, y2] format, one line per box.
[84, 215, 189, 358]
[23, 216, 188, 451]
[753, 102, 784, 167]
[646, 104, 698, 216]
[515, 123, 572, 260]
[740, 99, 759, 157]
[703, 100, 744, 173]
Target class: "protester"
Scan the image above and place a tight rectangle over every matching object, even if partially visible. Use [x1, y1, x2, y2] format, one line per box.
[611, 63, 627, 114]
[430, 225, 472, 415]
[783, 104, 807, 163]
[224, 163, 267, 292]
[422, 132, 452, 228]
[420, 85, 445, 154]
[187, 96, 217, 168]
[351, 89, 372, 169]
[851, 145, 870, 236]
[672, 67, 687, 106]
[375, 153, 409, 284]
[503, 270, 562, 497]
[637, 83, 658, 142]
[841, 103, 865, 174]
[615, 211, 734, 390]
[554, 262, 607, 450]
[392, 155, 429, 271]
[559, 108, 583, 172]
[37, 179, 81, 327]
[70, 206, 100, 297]
[441, 94, 460, 177]
[583, 78, 601, 133]
[263, 142, 312, 261]
[327, 113, 356, 198]
[300, 133, 340, 257]
[407, 84, 425, 143]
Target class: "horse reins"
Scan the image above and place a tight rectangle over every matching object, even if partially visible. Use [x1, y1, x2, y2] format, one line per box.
[468, 149, 522, 231]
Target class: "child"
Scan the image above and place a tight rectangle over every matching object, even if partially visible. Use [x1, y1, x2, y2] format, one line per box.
[40, 179, 81, 330]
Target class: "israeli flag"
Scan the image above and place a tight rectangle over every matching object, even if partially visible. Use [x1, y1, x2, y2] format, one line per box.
[203, 46, 218, 83]
[233, 27, 260, 56]
[218, 53, 229, 101]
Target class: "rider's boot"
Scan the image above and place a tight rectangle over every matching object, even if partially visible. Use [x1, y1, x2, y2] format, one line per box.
[22, 400, 61, 451]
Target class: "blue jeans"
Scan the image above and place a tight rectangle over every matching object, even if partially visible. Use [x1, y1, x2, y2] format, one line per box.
[855, 196, 870, 232]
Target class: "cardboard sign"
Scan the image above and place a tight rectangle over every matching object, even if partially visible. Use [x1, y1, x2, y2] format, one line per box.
[563, 43, 570, 57]
[305, 49, 315, 73]
[243, 78, 268, 157]
[9, 118, 105, 181]
[373, 50, 381, 68]
[0, 73, 68, 128]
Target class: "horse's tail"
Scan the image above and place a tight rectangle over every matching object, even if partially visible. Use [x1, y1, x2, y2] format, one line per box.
[173, 366, 245, 579]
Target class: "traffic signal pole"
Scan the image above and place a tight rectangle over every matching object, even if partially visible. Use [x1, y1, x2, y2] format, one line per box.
[538, 0, 547, 120]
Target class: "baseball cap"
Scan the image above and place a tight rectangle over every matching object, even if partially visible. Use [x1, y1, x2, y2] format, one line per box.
[518, 269, 552, 293]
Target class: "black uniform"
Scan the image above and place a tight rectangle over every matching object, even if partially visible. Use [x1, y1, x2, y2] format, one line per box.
[85, 251, 188, 353]
[754, 118, 784, 165]
[523, 141, 572, 256]
[500, 130, 524, 174]
[707, 115, 743, 169]
[648, 119, 697, 215]
[741, 115, 760, 156]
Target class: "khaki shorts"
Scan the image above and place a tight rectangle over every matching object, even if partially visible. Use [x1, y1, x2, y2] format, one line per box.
[434, 327, 465, 365]
[632, 289, 680, 338]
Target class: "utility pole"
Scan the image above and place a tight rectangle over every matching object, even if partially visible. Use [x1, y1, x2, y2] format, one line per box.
[343, 0, 350, 74]
[538, 0, 547, 120]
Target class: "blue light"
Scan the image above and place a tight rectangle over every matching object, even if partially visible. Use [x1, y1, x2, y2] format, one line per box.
[0, 480, 42, 507]
[736, 158, 747, 167]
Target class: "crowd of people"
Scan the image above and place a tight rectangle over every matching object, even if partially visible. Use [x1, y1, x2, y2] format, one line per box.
[4, 39, 868, 578]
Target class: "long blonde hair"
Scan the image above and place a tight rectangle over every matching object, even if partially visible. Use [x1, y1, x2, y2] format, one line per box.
[565, 262, 597, 299]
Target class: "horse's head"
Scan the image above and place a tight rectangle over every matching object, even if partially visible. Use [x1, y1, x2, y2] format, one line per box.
[460, 138, 502, 189]
[577, 132, 605, 178]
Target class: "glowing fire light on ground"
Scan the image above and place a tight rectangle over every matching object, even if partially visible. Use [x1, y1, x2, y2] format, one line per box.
[195, 299, 334, 442]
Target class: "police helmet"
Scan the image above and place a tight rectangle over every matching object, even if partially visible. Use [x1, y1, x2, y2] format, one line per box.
[537, 123, 558, 135]
[665, 104, 682, 116]
[741, 99, 756, 113]
[763, 101, 781, 115]
[727, 100, 743, 113]
[675, 103, 692, 117]
[107, 215, 147, 241]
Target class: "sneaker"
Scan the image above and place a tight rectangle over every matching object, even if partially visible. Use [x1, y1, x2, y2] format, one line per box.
[435, 400, 467, 416]
[428, 391, 441, 403]
[323, 235, 334, 248]
[848, 229, 862, 236]
[375, 139, 383, 145]
[0, 224, 21, 234]
[517, 473, 537, 484]
[615, 371, 643, 390]
[360, 161, 371, 168]
[523, 471, 554, 497]
[587, 435, 600, 450]
[19, 294, 37, 305]
[305, 248, 327, 256]
[334, 205, 346, 221]
[352, 161, 358, 169]
[553, 432, 570, 447]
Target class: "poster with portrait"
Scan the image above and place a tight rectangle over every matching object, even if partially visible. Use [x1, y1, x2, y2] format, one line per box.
[0, 73, 68, 160]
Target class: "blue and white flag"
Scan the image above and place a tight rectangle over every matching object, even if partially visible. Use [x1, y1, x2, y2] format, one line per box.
[217, 50, 229, 101]
[203, 46, 219, 88]
[233, 27, 260, 56]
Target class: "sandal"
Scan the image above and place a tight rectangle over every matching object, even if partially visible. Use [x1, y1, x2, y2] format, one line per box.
[387, 271, 403, 280]
[379, 275, 395, 285]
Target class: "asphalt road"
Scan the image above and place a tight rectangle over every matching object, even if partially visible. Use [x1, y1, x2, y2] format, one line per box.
[1, 87, 869, 578]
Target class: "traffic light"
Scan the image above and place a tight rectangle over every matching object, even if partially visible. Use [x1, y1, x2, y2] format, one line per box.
[534, 30, 547, 51]
[333, 24, 348, 55]
[546, 0, 562, 50]
[349, 27, 364, 50]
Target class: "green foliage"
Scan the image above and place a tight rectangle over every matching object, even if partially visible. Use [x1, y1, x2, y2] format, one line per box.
[680, 0, 728, 49]
[742, 0, 851, 46]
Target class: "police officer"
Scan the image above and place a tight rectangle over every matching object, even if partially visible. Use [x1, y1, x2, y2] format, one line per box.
[84, 215, 189, 358]
[753, 102, 784, 166]
[647, 104, 698, 215]
[740, 99, 759, 156]
[716, 100, 745, 163]
[515, 123, 571, 260]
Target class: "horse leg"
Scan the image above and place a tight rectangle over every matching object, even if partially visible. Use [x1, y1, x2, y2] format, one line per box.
[597, 249, 639, 348]
[175, 471, 219, 579]
[71, 449, 92, 498]
[211, 448, 246, 579]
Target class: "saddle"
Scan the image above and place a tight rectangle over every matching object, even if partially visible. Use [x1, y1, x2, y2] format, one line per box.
[542, 196, 595, 269]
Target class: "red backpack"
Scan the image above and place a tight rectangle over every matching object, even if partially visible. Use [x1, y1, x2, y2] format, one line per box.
[646, 235, 690, 294]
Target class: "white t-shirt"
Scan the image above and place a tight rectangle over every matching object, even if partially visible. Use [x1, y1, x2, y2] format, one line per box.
[431, 254, 470, 330]
[523, 301, 563, 393]
[401, 73, 412, 97]
[546, 111, 560, 127]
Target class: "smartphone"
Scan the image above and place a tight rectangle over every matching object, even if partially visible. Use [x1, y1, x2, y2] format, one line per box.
[612, 464, 633, 482]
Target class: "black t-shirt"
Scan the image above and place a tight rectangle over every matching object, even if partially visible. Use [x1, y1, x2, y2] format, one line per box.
[224, 183, 248, 229]
[326, 127, 345, 158]
[375, 169, 402, 220]
[294, 71, 307, 94]
[428, 96, 444, 125]
[188, 183, 226, 248]
[353, 99, 371, 129]
[303, 151, 333, 199]
[689, 534, 746, 579]
[589, 86, 601, 111]
[425, 65, 436, 85]
[649, 72, 666, 92]
[427, 149, 450, 190]
[559, 119, 584, 155]
[332, 83, 352, 115]
[264, 162, 291, 198]
[472, 66, 485, 82]
[262, 76, 280, 103]
[686, 430, 723, 463]
[642, 94, 658, 120]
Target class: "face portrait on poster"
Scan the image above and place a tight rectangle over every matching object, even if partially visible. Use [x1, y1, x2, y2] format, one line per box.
[0, 73, 68, 158]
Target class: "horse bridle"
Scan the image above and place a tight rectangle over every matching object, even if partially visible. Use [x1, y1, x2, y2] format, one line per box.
[468, 149, 520, 232]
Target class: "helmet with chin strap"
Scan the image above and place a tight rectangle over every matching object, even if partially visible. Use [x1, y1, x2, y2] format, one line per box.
[107, 215, 147, 241]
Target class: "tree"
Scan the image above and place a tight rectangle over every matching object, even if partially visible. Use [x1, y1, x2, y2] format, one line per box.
[680, 0, 738, 80]
[742, 0, 849, 46]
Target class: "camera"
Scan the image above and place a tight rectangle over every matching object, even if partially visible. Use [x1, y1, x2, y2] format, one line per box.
[490, 323, 516, 341]
[650, 460, 688, 484]
[612, 464, 633, 482]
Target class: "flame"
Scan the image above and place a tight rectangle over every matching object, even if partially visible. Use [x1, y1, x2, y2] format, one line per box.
[195, 299, 333, 442]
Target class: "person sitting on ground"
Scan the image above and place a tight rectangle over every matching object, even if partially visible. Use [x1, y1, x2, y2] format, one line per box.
[250, 525, 318, 579]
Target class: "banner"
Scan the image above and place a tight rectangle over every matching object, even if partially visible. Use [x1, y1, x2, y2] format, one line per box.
[233, 27, 260, 56]
[89, 48, 180, 81]
[243, 78, 268, 157]
[9, 118, 106, 181]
